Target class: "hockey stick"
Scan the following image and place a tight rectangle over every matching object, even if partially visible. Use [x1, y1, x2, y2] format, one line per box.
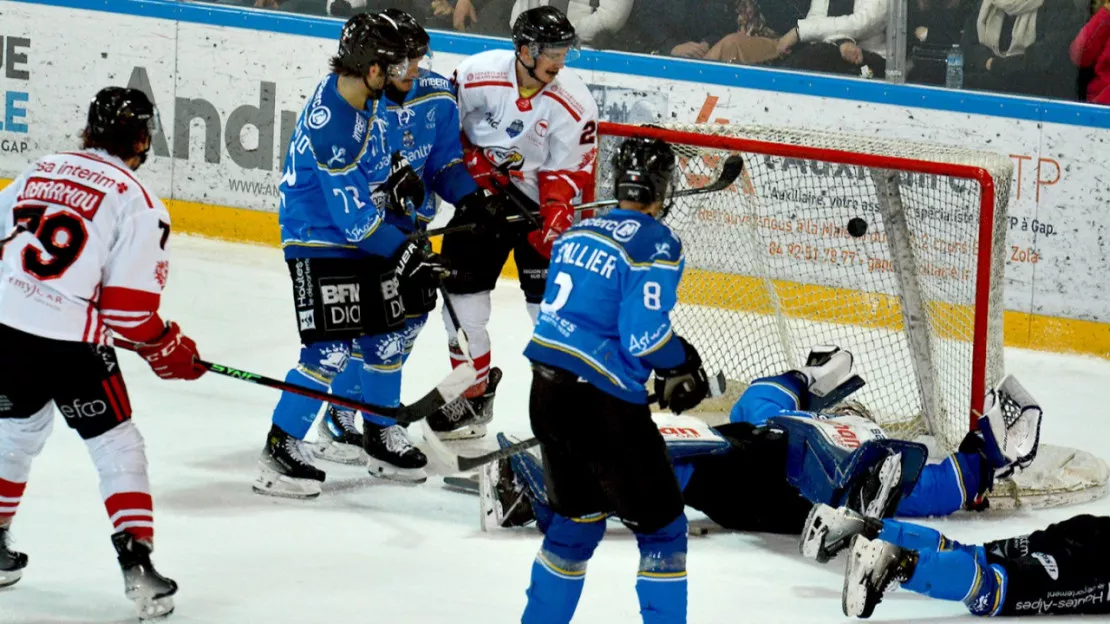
[114, 344, 475, 425]
[427, 371, 727, 473]
[417, 154, 745, 240]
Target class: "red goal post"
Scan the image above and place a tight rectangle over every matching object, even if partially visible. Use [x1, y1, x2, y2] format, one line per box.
[595, 121, 1009, 452]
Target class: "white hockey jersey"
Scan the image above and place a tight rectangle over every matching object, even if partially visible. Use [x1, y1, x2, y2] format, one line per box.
[453, 49, 599, 206]
[0, 149, 171, 345]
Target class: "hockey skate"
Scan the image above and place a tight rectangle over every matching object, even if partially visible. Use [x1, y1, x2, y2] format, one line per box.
[842, 535, 918, 618]
[852, 451, 903, 519]
[0, 526, 28, 588]
[478, 445, 538, 531]
[112, 531, 177, 621]
[800, 504, 882, 563]
[426, 367, 502, 441]
[310, 405, 367, 465]
[363, 421, 428, 484]
[253, 424, 326, 499]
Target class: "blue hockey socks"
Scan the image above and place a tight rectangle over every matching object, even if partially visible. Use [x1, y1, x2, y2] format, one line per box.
[521, 513, 606, 624]
[635, 514, 688, 624]
[902, 544, 1006, 616]
[271, 341, 350, 439]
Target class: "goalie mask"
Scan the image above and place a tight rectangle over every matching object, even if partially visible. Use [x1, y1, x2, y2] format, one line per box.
[612, 137, 677, 218]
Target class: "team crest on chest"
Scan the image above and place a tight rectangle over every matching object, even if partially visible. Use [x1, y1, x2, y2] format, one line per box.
[403, 130, 416, 149]
[506, 119, 524, 138]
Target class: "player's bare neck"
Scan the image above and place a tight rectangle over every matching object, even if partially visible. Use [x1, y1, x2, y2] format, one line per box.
[335, 75, 375, 111]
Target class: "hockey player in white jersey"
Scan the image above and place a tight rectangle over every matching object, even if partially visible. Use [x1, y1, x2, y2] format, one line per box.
[428, 6, 600, 440]
[0, 87, 205, 619]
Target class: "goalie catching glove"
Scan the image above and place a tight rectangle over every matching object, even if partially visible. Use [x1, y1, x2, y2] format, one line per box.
[654, 336, 710, 414]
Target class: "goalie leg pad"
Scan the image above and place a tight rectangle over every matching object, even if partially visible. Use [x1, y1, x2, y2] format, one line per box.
[522, 513, 606, 624]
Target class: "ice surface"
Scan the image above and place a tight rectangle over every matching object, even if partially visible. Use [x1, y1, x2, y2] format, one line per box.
[3, 236, 1110, 623]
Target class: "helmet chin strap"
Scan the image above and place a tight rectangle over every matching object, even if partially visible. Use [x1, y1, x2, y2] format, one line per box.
[516, 47, 548, 85]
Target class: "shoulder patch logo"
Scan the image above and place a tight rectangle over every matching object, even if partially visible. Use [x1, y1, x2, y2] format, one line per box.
[612, 219, 641, 243]
[307, 106, 331, 130]
[650, 242, 672, 260]
[397, 107, 416, 126]
[327, 146, 347, 168]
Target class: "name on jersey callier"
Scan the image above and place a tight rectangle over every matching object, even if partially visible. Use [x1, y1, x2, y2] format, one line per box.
[553, 239, 619, 280]
[126, 66, 298, 171]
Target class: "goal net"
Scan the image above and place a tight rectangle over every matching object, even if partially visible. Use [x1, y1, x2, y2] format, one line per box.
[594, 121, 1107, 509]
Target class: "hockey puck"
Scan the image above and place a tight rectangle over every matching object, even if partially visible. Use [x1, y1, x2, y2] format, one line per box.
[847, 217, 868, 238]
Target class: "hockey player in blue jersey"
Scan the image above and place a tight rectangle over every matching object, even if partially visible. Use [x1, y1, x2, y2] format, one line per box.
[521, 136, 712, 624]
[310, 10, 506, 483]
[253, 13, 454, 499]
[482, 348, 1041, 540]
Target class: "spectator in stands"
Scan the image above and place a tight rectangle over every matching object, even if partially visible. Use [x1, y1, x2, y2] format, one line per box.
[906, 0, 979, 84]
[451, 0, 514, 35]
[1071, 0, 1110, 103]
[773, 0, 891, 78]
[509, 0, 633, 47]
[959, 0, 1086, 99]
[703, 0, 808, 65]
[616, 1, 743, 58]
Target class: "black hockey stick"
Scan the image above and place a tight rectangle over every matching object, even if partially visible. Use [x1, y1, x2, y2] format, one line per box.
[114, 344, 475, 425]
[427, 371, 728, 473]
[417, 154, 745, 239]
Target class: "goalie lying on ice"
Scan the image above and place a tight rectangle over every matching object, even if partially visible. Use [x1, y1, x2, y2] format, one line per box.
[478, 347, 1043, 534]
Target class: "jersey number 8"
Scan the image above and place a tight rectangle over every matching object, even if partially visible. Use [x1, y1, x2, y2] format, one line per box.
[541, 271, 663, 313]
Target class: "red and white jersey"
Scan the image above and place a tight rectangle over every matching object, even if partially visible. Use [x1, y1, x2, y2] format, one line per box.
[0, 149, 170, 345]
[453, 49, 599, 205]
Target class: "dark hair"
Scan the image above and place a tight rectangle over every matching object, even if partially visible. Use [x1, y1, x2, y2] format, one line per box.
[81, 87, 155, 162]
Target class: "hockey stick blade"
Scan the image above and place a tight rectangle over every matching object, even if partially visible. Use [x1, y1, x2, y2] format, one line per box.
[457, 438, 541, 472]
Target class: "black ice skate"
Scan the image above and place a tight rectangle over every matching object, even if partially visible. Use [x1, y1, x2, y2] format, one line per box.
[426, 367, 502, 441]
[363, 420, 428, 484]
[479, 455, 537, 531]
[800, 504, 882, 563]
[112, 531, 177, 621]
[311, 405, 367, 465]
[0, 526, 28, 588]
[841, 535, 918, 619]
[253, 424, 326, 499]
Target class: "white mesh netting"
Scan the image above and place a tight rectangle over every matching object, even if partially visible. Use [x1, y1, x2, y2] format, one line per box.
[595, 122, 1012, 455]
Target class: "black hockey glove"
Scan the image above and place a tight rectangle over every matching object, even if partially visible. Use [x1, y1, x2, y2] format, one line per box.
[456, 189, 509, 237]
[372, 152, 426, 218]
[391, 239, 451, 291]
[653, 336, 710, 415]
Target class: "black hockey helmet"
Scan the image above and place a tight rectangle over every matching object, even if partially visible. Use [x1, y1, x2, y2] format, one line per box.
[82, 87, 158, 165]
[512, 6, 579, 62]
[612, 137, 677, 216]
[332, 12, 409, 80]
[380, 8, 430, 60]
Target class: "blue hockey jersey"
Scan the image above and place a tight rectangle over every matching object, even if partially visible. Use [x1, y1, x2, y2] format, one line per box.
[730, 374, 981, 517]
[381, 70, 478, 234]
[524, 209, 687, 404]
[279, 73, 407, 260]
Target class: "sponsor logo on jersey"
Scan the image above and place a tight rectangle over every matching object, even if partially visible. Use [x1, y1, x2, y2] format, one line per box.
[396, 106, 416, 127]
[1032, 552, 1060, 580]
[402, 143, 433, 165]
[482, 146, 525, 172]
[534, 120, 549, 137]
[21, 177, 106, 219]
[154, 261, 169, 289]
[506, 119, 524, 138]
[420, 76, 450, 91]
[353, 115, 367, 143]
[403, 130, 415, 149]
[298, 309, 316, 331]
[292, 259, 314, 310]
[658, 426, 701, 439]
[59, 399, 108, 419]
[483, 111, 501, 129]
[425, 107, 436, 127]
[320, 279, 361, 329]
[307, 105, 331, 130]
[612, 219, 641, 243]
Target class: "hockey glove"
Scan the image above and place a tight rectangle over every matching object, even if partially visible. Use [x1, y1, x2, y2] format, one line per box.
[654, 337, 710, 414]
[134, 322, 205, 381]
[464, 145, 511, 193]
[527, 200, 574, 259]
[456, 189, 508, 236]
[372, 152, 426, 218]
[392, 239, 451, 291]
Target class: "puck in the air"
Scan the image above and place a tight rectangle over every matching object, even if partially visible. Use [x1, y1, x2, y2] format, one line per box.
[847, 217, 868, 238]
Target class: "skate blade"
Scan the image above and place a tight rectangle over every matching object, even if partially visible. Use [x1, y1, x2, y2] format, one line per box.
[842, 536, 881, 619]
[800, 506, 831, 562]
[310, 439, 367, 466]
[252, 464, 322, 499]
[434, 424, 488, 442]
[0, 568, 23, 588]
[129, 593, 175, 621]
[366, 457, 428, 484]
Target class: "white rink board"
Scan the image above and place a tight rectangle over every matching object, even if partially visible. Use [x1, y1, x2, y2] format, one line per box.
[1, 1, 1109, 326]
